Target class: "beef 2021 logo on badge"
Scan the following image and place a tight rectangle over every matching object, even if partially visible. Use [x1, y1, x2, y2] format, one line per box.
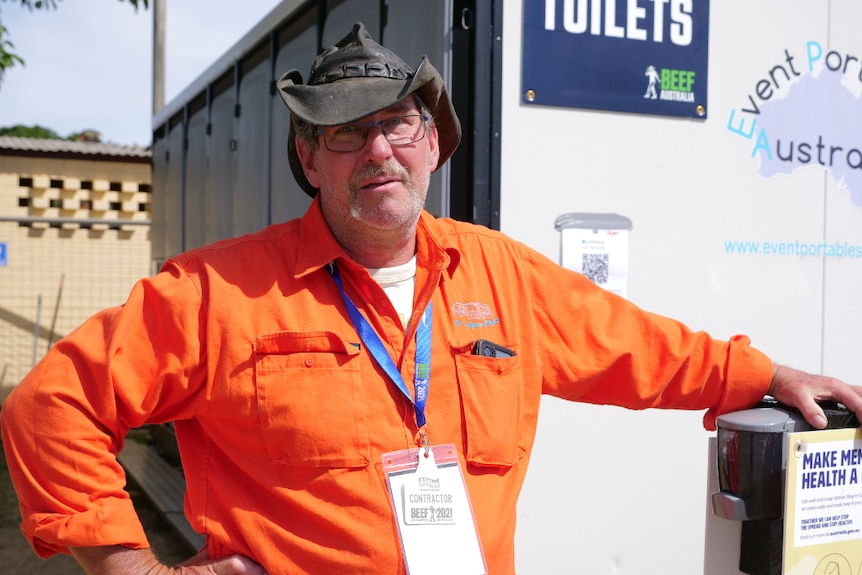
[522, 0, 710, 119]
[403, 475, 456, 525]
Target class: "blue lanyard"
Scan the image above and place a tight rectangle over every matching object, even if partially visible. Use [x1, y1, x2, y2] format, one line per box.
[328, 263, 432, 432]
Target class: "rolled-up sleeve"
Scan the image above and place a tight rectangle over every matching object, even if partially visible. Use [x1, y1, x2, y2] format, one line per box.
[0, 262, 205, 557]
[525, 249, 774, 431]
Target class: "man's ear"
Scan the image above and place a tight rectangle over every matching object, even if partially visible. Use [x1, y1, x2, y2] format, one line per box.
[295, 137, 321, 189]
[427, 123, 441, 173]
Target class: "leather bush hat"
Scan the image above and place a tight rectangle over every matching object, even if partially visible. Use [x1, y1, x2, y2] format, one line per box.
[277, 22, 461, 197]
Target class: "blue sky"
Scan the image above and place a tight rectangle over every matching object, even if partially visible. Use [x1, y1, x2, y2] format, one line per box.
[0, 0, 278, 146]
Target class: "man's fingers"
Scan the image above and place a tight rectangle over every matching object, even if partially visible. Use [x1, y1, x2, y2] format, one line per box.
[797, 397, 828, 430]
[181, 550, 268, 575]
[209, 555, 269, 575]
[831, 382, 862, 418]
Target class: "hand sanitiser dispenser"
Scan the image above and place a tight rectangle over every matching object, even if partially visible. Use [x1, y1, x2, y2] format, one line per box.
[712, 400, 858, 575]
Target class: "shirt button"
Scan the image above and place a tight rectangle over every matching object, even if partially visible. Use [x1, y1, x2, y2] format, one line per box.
[379, 299, 390, 308]
[304, 357, 314, 367]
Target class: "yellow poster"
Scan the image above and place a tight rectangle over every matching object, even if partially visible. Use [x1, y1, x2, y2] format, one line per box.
[784, 428, 862, 575]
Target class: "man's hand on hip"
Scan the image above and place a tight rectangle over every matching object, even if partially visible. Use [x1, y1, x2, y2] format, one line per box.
[71, 545, 268, 575]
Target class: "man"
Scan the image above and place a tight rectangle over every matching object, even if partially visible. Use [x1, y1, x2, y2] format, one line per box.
[2, 22, 861, 575]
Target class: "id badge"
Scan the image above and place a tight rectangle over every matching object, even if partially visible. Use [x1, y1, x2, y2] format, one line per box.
[382, 444, 487, 575]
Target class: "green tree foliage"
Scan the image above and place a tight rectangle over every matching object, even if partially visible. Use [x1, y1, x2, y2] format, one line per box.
[0, 0, 149, 85]
[0, 123, 103, 142]
[0, 21, 23, 75]
[0, 123, 63, 138]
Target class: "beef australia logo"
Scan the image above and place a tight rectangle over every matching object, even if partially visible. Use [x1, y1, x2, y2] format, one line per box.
[418, 477, 440, 490]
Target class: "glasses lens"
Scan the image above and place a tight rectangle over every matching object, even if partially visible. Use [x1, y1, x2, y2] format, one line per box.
[321, 115, 427, 152]
[324, 124, 366, 152]
[381, 115, 425, 146]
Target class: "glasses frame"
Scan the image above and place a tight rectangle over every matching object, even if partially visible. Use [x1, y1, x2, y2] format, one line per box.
[316, 114, 431, 153]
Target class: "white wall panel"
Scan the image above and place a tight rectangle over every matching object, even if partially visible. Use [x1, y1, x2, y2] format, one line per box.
[503, 1, 862, 573]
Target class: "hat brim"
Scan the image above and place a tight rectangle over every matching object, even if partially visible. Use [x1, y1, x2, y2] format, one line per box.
[278, 58, 461, 198]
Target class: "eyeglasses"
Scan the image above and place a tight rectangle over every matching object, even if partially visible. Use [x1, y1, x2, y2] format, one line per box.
[317, 114, 430, 153]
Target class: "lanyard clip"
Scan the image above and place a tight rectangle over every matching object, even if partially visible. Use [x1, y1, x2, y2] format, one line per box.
[419, 425, 430, 456]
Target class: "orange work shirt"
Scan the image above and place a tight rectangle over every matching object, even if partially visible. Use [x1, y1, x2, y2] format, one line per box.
[1, 197, 772, 574]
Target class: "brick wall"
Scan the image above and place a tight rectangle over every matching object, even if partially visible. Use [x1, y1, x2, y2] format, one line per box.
[0, 153, 152, 395]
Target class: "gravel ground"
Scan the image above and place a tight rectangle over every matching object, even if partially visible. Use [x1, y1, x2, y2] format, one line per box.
[1, 420, 194, 574]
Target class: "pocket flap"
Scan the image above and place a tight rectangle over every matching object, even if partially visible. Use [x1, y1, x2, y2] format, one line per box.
[254, 331, 360, 356]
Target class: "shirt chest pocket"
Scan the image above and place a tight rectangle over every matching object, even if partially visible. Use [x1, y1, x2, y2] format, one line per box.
[254, 331, 369, 468]
[454, 352, 525, 467]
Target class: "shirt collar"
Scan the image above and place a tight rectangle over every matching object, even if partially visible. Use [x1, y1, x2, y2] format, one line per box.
[416, 210, 460, 279]
[293, 196, 462, 279]
[294, 196, 345, 278]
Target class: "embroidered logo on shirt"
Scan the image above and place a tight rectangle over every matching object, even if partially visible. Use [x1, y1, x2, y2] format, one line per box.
[452, 301, 500, 329]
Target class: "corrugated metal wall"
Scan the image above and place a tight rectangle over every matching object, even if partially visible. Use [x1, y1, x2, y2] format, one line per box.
[151, 0, 453, 266]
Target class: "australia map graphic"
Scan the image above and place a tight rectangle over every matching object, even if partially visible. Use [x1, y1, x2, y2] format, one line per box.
[753, 71, 862, 208]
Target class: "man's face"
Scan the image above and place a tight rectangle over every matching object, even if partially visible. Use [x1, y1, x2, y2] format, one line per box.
[296, 98, 440, 237]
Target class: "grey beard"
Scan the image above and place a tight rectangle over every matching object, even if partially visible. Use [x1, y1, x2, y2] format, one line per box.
[347, 161, 422, 223]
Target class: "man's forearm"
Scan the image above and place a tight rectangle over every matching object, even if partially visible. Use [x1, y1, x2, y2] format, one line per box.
[71, 545, 174, 575]
[70, 544, 269, 575]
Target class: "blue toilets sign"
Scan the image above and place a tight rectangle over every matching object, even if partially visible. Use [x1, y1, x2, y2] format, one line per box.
[0, 242, 7, 266]
[522, 0, 710, 119]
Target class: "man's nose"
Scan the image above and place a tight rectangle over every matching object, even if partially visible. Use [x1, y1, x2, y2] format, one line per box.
[362, 125, 394, 162]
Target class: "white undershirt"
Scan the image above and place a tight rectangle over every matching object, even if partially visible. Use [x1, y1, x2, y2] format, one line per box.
[367, 256, 417, 329]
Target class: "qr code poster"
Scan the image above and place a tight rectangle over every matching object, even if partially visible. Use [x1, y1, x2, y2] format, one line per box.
[559, 228, 630, 298]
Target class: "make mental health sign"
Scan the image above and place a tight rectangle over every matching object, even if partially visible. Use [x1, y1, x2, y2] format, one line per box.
[522, 0, 710, 119]
[784, 428, 862, 574]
